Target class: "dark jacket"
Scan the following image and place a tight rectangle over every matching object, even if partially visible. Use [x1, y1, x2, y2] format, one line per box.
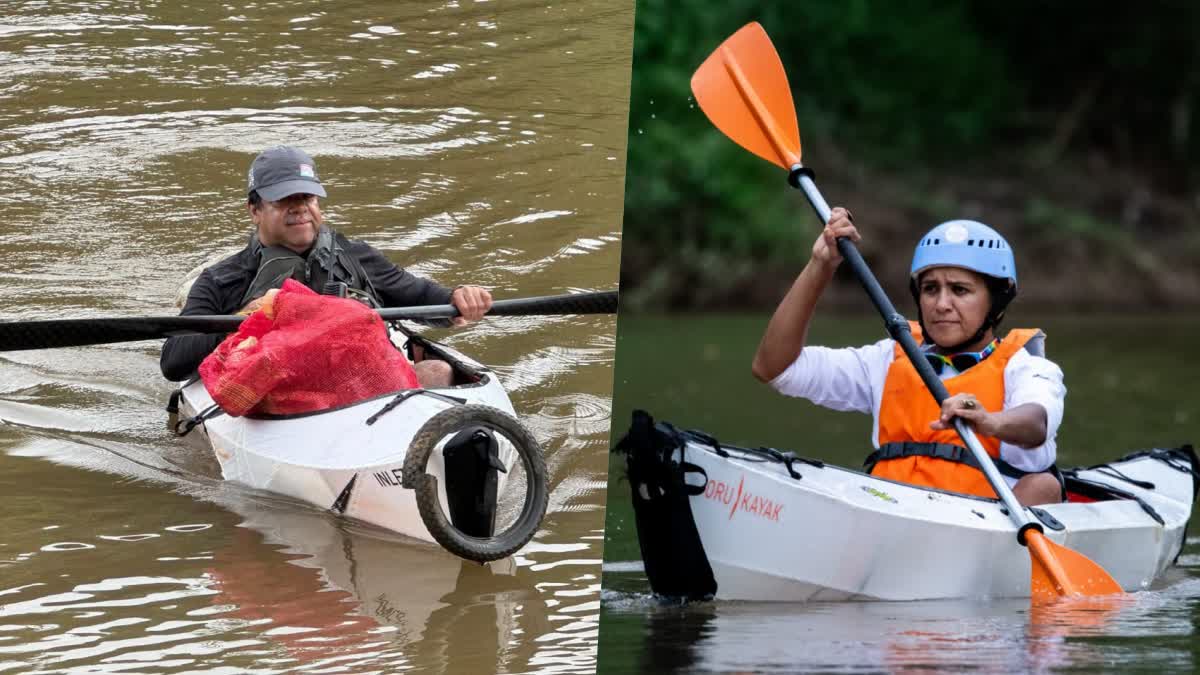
[160, 233, 453, 381]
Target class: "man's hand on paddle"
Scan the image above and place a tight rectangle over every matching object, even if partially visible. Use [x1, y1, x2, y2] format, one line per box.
[451, 285, 493, 326]
[811, 207, 861, 270]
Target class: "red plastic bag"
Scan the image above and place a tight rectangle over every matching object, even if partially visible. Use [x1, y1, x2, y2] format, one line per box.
[199, 279, 419, 416]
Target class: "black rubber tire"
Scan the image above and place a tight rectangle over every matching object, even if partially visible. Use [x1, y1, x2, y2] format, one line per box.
[403, 404, 548, 562]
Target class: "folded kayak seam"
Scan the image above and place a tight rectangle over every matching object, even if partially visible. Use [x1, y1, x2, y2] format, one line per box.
[330, 474, 357, 514]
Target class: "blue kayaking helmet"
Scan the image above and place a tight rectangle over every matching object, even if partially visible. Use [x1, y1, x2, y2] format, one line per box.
[909, 220, 1018, 351]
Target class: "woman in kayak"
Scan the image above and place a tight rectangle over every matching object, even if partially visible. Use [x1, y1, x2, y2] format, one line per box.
[751, 207, 1065, 506]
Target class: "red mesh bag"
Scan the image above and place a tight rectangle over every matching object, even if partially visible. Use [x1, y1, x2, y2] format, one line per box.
[199, 279, 419, 416]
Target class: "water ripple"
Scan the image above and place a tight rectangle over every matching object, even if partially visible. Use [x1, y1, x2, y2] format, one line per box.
[0, 0, 625, 671]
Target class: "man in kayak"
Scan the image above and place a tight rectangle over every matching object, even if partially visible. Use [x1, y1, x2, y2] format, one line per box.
[751, 207, 1065, 506]
[160, 145, 492, 387]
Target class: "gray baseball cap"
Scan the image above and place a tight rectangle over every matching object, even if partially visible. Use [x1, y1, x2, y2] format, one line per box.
[247, 146, 328, 201]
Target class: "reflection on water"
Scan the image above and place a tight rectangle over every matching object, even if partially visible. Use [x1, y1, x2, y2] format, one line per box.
[0, 0, 628, 672]
[602, 550, 1200, 673]
[0, 460, 587, 672]
[201, 499, 546, 672]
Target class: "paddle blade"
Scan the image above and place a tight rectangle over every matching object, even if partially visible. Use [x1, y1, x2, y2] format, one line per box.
[1028, 593, 1133, 633]
[691, 22, 801, 169]
[1027, 530, 1123, 602]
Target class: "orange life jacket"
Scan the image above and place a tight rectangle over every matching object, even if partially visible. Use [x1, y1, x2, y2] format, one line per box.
[869, 322, 1042, 498]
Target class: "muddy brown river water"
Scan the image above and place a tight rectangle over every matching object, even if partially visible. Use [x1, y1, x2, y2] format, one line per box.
[0, 2, 629, 672]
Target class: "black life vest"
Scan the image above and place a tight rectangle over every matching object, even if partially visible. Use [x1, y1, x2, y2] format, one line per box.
[241, 226, 382, 308]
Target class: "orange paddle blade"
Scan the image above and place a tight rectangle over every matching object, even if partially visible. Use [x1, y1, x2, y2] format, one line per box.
[1026, 530, 1123, 603]
[1028, 593, 1133, 633]
[691, 22, 801, 169]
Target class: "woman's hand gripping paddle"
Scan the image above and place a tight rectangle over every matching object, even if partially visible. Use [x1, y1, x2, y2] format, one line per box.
[692, 22, 1122, 603]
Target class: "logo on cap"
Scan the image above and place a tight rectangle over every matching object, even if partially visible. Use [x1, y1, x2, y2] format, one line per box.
[299, 164, 314, 178]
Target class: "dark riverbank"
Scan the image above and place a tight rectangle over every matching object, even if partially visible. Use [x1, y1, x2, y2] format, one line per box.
[619, 3, 1200, 314]
[620, 136, 1200, 313]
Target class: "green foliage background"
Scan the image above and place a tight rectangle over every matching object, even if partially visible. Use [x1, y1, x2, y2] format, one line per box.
[622, 1, 1200, 309]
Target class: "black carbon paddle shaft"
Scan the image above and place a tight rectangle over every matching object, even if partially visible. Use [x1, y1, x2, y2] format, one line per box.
[0, 315, 246, 351]
[0, 290, 619, 352]
[380, 290, 619, 321]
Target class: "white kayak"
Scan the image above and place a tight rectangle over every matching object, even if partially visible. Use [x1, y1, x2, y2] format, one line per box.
[171, 328, 548, 562]
[617, 411, 1198, 602]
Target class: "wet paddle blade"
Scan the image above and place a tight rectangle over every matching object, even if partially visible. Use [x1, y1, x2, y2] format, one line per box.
[1027, 530, 1123, 602]
[691, 22, 801, 169]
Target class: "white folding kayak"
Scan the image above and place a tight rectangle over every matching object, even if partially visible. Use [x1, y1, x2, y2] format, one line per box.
[171, 330, 547, 562]
[617, 411, 1198, 602]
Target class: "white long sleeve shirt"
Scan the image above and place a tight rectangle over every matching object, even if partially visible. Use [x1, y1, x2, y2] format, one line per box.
[768, 333, 1065, 486]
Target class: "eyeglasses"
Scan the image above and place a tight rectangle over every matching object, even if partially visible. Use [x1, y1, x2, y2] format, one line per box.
[923, 339, 1000, 375]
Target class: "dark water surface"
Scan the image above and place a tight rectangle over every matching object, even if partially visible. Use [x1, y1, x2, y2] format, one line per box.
[0, 2, 629, 672]
[601, 313, 1200, 673]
